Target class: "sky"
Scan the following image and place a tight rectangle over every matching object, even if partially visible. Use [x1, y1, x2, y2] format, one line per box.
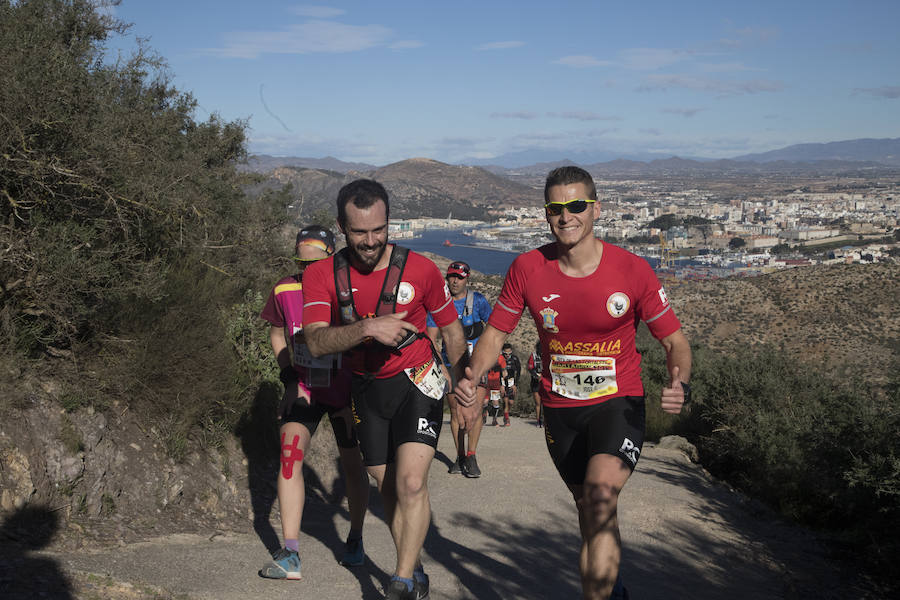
[105, 0, 900, 166]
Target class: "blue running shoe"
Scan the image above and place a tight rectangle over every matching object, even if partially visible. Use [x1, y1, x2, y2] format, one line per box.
[340, 536, 365, 567]
[259, 547, 301, 580]
[384, 579, 416, 600]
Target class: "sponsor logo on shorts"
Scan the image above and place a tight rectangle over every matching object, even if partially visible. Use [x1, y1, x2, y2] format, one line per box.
[542, 293, 561, 302]
[351, 399, 361, 425]
[417, 418, 438, 438]
[397, 282, 415, 305]
[606, 292, 630, 318]
[548, 339, 621, 355]
[539, 307, 559, 333]
[619, 437, 640, 466]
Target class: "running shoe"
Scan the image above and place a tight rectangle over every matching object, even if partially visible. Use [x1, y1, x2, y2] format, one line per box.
[448, 456, 464, 474]
[384, 579, 416, 600]
[491, 418, 498, 426]
[503, 418, 510, 427]
[414, 571, 430, 599]
[259, 547, 301, 580]
[463, 455, 481, 478]
[339, 536, 365, 566]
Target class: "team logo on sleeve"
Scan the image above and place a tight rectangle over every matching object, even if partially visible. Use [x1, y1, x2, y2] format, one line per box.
[606, 292, 630, 318]
[658, 287, 669, 306]
[443, 283, 451, 300]
[397, 282, 415, 305]
[539, 308, 559, 333]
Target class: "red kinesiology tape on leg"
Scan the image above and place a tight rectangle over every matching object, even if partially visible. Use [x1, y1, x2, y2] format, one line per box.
[280, 433, 304, 479]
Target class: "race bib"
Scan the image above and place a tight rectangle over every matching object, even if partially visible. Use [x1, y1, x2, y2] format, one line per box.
[549, 354, 618, 400]
[292, 328, 341, 388]
[404, 359, 446, 400]
[489, 389, 502, 402]
[466, 340, 474, 356]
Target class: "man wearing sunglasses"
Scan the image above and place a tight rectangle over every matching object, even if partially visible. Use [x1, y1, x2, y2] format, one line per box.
[455, 166, 692, 600]
[258, 225, 370, 581]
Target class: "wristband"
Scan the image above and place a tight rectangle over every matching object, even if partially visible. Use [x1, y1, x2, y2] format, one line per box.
[681, 381, 692, 405]
[279, 366, 298, 386]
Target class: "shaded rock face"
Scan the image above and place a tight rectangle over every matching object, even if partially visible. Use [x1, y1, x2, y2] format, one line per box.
[0, 389, 344, 548]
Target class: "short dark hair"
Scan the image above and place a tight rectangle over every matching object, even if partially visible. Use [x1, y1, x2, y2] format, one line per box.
[502, 343, 512, 351]
[544, 166, 597, 204]
[337, 179, 390, 228]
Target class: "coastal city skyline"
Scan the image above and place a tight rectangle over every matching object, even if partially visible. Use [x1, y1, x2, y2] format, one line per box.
[107, 1, 900, 165]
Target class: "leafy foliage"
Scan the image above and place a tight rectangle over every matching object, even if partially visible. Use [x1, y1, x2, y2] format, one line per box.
[641, 330, 900, 585]
[0, 0, 291, 455]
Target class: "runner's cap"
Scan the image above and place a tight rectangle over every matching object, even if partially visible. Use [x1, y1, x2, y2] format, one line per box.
[447, 261, 470, 278]
[296, 225, 335, 255]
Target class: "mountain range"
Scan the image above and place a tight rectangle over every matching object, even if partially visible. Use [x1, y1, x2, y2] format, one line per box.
[245, 137, 900, 175]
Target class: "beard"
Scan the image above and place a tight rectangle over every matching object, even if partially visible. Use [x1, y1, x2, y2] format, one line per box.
[349, 238, 387, 271]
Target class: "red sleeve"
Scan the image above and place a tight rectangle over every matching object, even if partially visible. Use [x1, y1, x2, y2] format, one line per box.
[259, 286, 285, 327]
[527, 354, 535, 370]
[634, 258, 681, 339]
[301, 258, 335, 327]
[487, 253, 530, 334]
[421, 256, 457, 328]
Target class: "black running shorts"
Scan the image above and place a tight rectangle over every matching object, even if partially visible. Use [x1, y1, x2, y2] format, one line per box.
[350, 370, 444, 466]
[543, 396, 646, 485]
[283, 402, 359, 449]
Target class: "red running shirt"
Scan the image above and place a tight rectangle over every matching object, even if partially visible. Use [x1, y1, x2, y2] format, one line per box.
[302, 247, 457, 378]
[488, 242, 682, 408]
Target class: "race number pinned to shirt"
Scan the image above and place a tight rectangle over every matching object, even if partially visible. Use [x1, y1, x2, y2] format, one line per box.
[404, 359, 446, 400]
[548, 354, 618, 400]
[292, 326, 341, 388]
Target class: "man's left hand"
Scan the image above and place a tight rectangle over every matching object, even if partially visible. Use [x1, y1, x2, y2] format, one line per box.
[660, 365, 687, 414]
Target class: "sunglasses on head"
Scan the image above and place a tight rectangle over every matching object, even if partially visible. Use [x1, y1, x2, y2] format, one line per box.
[293, 256, 325, 264]
[544, 198, 596, 216]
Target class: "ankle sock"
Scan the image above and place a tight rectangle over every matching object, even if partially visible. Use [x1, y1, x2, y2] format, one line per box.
[285, 539, 299, 552]
[391, 575, 414, 592]
[466, 451, 476, 457]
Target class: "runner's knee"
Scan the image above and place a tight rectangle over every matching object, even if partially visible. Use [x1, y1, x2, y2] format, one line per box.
[280, 432, 305, 480]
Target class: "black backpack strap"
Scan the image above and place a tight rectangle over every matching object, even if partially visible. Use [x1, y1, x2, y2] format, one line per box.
[375, 246, 410, 317]
[333, 247, 357, 325]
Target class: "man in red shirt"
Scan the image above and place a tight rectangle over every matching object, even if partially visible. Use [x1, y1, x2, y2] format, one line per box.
[455, 166, 692, 600]
[302, 179, 468, 600]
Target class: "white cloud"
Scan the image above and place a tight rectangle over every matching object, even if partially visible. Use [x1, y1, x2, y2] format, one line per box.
[619, 48, 688, 70]
[638, 74, 784, 95]
[699, 61, 764, 73]
[490, 111, 540, 120]
[548, 112, 621, 122]
[289, 5, 346, 18]
[554, 55, 612, 68]
[662, 107, 705, 118]
[390, 40, 424, 49]
[853, 86, 900, 99]
[476, 41, 525, 51]
[209, 20, 393, 58]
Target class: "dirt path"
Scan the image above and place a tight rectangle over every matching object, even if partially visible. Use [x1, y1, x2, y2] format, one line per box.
[16, 416, 865, 599]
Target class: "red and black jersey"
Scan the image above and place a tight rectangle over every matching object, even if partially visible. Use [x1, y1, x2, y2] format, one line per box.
[302, 247, 457, 378]
[488, 241, 681, 408]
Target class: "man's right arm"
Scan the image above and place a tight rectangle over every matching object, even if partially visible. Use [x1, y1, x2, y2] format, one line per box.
[455, 324, 508, 405]
[304, 312, 419, 357]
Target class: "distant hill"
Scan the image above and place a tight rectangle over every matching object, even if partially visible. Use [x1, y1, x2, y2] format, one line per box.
[246, 158, 538, 220]
[733, 137, 900, 166]
[241, 154, 376, 173]
[668, 263, 899, 387]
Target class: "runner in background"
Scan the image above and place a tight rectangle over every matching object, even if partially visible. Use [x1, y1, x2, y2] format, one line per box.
[426, 261, 492, 478]
[455, 166, 692, 600]
[527, 341, 543, 427]
[480, 354, 507, 427]
[258, 225, 370, 581]
[500, 343, 521, 427]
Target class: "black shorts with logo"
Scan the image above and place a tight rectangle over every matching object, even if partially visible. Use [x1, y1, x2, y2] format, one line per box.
[350, 370, 444, 466]
[543, 396, 645, 485]
[283, 402, 358, 449]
